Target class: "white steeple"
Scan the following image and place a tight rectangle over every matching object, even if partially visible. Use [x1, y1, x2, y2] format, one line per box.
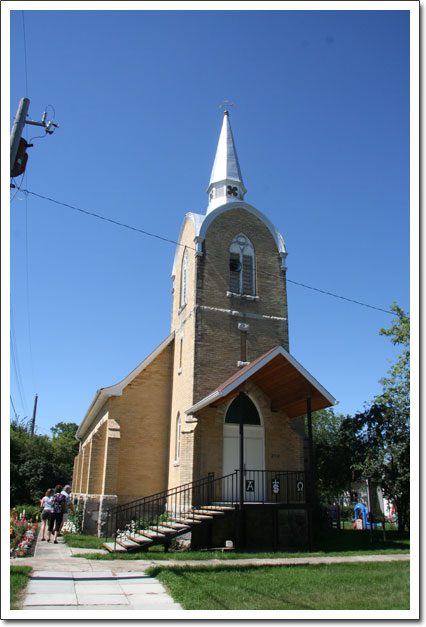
[206, 110, 247, 214]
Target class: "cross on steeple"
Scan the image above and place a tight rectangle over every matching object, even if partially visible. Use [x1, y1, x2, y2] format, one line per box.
[219, 99, 235, 114]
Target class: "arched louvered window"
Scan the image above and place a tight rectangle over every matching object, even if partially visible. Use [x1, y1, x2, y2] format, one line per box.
[180, 248, 188, 307]
[175, 413, 181, 462]
[229, 233, 255, 296]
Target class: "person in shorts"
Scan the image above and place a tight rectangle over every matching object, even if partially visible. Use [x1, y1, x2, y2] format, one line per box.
[40, 488, 54, 541]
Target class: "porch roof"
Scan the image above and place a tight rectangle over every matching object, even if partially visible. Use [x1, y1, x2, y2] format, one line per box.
[185, 345, 338, 419]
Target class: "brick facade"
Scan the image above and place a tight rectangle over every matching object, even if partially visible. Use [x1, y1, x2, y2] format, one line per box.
[73, 202, 307, 535]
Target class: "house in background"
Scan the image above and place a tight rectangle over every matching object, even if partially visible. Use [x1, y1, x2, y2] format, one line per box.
[72, 111, 337, 547]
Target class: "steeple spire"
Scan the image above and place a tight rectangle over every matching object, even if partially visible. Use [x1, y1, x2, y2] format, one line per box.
[206, 110, 246, 214]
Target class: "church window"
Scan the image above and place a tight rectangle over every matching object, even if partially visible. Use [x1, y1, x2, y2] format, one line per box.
[180, 248, 188, 307]
[179, 337, 183, 370]
[225, 393, 261, 425]
[175, 414, 181, 462]
[229, 234, 255, 295]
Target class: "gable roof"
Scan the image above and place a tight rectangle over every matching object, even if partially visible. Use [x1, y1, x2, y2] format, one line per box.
[76, 332, 175, 439]
[185, 345, 337, 419]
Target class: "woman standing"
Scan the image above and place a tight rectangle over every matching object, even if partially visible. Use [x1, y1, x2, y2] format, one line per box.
[47, 485, 66, 544]
[40, 488, 54, 541]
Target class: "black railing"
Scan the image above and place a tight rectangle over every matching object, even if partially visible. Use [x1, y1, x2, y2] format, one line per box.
[105, 469, 306, 550]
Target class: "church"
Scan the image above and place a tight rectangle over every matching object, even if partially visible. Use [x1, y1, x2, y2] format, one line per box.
[72, 110, 337, 546]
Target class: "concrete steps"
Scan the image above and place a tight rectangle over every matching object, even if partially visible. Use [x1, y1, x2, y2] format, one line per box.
[103, 505, 236, 553]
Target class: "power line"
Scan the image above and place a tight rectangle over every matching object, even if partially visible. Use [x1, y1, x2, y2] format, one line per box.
[286, 279, 395, 316]
[21, 11, 29, 97]
[22, 189, 185, 248]
[10, 328, 29, 418]
[10, 395, 19, 421]
[24, 178, 36, 388]
[19, 188, 398, 317]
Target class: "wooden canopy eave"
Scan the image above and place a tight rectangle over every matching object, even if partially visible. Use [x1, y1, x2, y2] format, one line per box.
[186, 346, 337, 419]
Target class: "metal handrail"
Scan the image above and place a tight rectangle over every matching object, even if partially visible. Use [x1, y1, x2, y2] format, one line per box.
[104, 469, 306, 550]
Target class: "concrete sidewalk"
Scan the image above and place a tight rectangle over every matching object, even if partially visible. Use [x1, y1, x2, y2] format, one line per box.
[13, 534, 183, 612]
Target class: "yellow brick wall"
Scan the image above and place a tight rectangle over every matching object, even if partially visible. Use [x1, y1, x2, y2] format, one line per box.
[110, 340, 174, 501]
[87, 420, 107, 494]
[102, 419, 121, 495]
[169, 218, 197, 489]
[80, 442, 91, 494]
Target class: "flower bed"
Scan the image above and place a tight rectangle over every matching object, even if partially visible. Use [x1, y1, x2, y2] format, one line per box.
[61, 520, 77, 535]
[10, 509, 39, 558]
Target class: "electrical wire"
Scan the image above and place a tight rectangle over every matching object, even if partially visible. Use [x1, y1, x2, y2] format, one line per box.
[285, 279, 395, 315]
[21, 189, 186, 248]
[10, 177, 25, 203]
[10, 395, 19, 421]
[18, 188, 399, 317]
[24, 179, 36, 389]
[10, 304, 29, 418]
[21, 11, 29, 97]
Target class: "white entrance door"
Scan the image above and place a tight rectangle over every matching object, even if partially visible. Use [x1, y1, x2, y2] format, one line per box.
[223, 425, 265, 501]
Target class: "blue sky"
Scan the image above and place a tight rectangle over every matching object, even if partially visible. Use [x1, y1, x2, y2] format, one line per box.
[6, 5, 415, 438]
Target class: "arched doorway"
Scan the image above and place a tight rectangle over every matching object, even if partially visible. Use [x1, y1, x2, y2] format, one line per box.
[223, 393, 265, 501]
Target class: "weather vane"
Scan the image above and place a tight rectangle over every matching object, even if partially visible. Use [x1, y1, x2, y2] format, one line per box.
[219, 99, 235, 113]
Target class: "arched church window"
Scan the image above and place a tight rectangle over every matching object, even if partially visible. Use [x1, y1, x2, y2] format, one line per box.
[229, 234, 255, 296]
[175, 414, 181, 462]
[225, 393, 261, 425]
[180, 248, 188, 307]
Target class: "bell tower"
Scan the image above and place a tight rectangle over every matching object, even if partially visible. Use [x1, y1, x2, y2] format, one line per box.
[168, 110, 289, 486]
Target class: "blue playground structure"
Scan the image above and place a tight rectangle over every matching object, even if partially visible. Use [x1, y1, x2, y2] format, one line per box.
[354, 503, 375, 529]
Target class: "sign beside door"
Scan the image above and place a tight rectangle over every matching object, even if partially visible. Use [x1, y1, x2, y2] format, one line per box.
[245, 479, 255, 492]
[271, 478, 280, 494]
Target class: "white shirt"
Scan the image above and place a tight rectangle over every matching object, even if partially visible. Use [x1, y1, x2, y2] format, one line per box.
[41, 495, 54, 512]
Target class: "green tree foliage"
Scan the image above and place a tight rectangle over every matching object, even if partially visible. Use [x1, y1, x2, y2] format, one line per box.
[349, 403, 410, 533]
[10, 419, 80, 506]
[378, 303, 410, 410]
[311, 409, 360, 504]
[349, 305, 410, 532]
[311, 304, 410, 533]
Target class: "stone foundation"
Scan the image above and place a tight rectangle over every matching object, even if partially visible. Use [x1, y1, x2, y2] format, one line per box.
[73, 493, 118, 536]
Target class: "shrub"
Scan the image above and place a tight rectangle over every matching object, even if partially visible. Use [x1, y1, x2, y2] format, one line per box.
[68, 505, 83, 533]
[13, 504, 40, 521]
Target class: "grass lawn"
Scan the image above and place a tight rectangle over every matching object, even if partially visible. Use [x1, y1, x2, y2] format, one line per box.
[10, 566, 32, 610]
[63, 533, 106, 549]
[71, 528, 410, 560]
[146, 562, 410, 610]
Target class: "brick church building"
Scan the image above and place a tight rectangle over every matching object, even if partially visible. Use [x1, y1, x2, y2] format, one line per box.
[72, 111, 337, 540]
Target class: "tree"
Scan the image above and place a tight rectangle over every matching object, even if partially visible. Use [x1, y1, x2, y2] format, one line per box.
[377, 303, 410, 411]
[346, 305, 410, 533]
[50, 421, 80, 486]
[349, 402, 409, 533]
[311, 304, 410, 534]
[310, 409, 356, 504]
[10, 420, 80, 506]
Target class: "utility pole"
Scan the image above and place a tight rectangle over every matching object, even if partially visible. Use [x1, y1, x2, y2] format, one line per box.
[10, 97, 30, 177]
[30, 394, 38, 436]
[10, 98, 59, 179]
